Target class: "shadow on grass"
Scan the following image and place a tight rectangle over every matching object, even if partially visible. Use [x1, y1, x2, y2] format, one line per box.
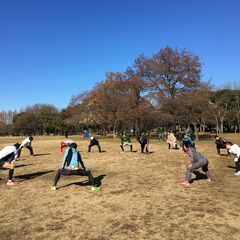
[190, 171, 207, 183]
[58, 174, 106, 189]
[15, 163, 33, 168]
[148, 151, 154, 154]
[33, 153, 51, 157]
[88, 150, 106, 153]
[227, 166, 236, 169]
[140, 151, 154, 155]
[16, 170, 54, 182]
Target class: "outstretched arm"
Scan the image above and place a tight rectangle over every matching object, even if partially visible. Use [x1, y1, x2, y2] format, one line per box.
[77, 152, 87, 171]
[62, 149, 73, 168]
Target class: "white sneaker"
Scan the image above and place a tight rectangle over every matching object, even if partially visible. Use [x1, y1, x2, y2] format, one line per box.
[234, 171, 240, 176]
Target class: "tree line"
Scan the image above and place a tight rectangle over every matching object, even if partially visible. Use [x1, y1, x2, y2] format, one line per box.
[1, 47, 239, 137]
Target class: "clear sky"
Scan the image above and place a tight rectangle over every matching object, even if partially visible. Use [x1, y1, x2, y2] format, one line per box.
[0, 0, 240, 111]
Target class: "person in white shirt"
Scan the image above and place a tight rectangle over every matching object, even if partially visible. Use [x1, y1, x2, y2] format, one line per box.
[0, 143, 20, 185]
[18, 136, 34, 157]
[166, 132, 178, 149]
[226, 142, 240, 176]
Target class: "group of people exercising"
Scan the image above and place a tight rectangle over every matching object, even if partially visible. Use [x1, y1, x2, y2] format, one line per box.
[179, 133, 240, 186]
[0, 132, 239, 189]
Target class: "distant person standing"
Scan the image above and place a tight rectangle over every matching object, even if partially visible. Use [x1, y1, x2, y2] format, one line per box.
[88, 136, 102, 153]
[158, 128, 164, 141]
[18, 136, 34, 157]
[65, 131, 69, 139]
[0, 143, 20, 186]
[214, 135, 230, 157]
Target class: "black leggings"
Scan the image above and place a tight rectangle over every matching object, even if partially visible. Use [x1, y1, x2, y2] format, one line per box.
[235, 158, 240, 172]
[18, 146, 34, 157]
[0, 153, 15, 180]
[88, 144, 101, 153]
[54, 168, 95, 187]
[141, 144, 149, 153]
[216, 145, 229, 155]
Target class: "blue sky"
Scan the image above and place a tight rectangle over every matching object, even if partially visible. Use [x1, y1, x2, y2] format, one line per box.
[0, 0, 240, 111]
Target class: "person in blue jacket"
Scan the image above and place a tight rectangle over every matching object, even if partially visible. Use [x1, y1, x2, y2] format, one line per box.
[51, 143, 98, 191]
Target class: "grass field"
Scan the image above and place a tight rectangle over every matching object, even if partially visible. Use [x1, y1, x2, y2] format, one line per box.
[0, 134, 240, 240]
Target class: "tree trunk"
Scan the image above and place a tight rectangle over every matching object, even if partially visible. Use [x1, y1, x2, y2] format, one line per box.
[193, 122, 199, 141]
[220, 117, 224, 134]
[215, 115, 219, 134]
[237, 111, 240, 133]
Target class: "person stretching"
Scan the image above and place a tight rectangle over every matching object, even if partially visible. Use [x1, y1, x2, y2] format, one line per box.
[120, 134, 133, 152]
[60, 139, 73, 153]
[180, 142, 212, 186]
[226, 142, 240, 176]
[181, 133, 195, 152]
[18, 136, 34, 157]
[88, 136, 102, 153]
[214, 135, 230, 158]
[137, 135, 149, 154]
[166, 132, 178, 149]
[0, 143, 20, 186]
[52, 143, 98, 191]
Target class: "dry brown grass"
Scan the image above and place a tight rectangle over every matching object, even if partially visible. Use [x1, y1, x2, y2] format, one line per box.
[0, 134, 240, 240]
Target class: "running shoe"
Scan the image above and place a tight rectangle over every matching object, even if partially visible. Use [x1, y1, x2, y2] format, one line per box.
[7, 180, 16, 186]
[234, 171, 240, 176]
[180, 180, 190, 186]
[51, 186, 57, 191]
[91, 186, 100, 191]
[207, 177, 213, 183]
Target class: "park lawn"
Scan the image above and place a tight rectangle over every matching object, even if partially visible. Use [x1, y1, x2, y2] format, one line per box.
[0, 134, 240, 240]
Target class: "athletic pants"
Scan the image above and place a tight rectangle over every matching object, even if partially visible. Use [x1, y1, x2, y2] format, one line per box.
[18, 146, 34, 157]
[120, 143, 132, 152]
[235, 157, 240, 172]
[0, 153, 15, 180]
[216, 145, 230, 156]
[185, 159, 211, 182]
[54, 168, 95, 187]
[88, 144, 101, 153]
[168, 143, 177, 149]
[140, 144, 149, 154]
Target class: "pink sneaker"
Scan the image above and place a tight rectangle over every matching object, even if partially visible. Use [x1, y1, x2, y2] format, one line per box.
[207, 177, 213, 183]
[180, 179, 190, 186]
[7, 180, 16, 186]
